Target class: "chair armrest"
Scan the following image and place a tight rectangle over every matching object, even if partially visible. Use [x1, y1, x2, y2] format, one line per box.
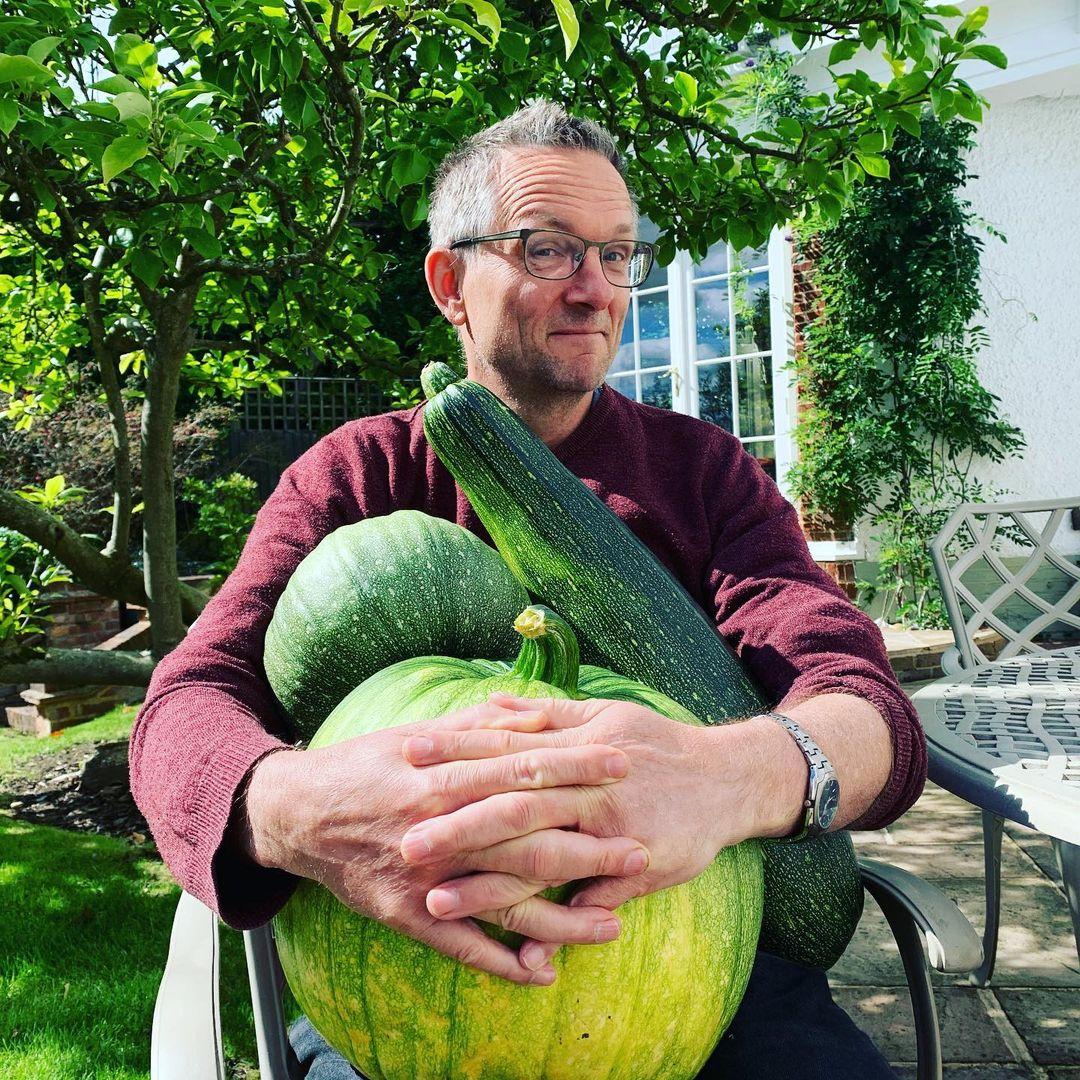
[859, 858, 983, 974]
[151, 890, 225, 1080]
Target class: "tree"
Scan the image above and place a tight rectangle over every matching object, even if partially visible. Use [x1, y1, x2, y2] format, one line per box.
[786, 118, 1025, 627]
[0, 0, 1004, 684]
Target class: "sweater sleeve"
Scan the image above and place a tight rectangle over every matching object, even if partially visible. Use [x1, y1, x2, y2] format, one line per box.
[129, 433, 363, 929]
[703, 443, 926, 831]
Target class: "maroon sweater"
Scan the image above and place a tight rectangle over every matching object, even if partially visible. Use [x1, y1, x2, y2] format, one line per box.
[130, 384, 926, 929]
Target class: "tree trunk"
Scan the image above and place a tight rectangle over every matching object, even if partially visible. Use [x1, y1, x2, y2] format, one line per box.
[141, 287, 198, 659]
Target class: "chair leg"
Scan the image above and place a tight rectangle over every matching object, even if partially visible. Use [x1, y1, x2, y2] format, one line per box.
[244, 925, 303, 1080]
[970, 811, 1004, 988]
[872, 889, 942, 1080]
[1051, 838, 1080, 969]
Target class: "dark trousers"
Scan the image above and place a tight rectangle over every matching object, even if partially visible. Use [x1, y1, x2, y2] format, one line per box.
[290, 950, 897, 1079]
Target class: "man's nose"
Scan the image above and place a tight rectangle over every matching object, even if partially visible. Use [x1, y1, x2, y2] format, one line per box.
[563, 246, 616, 307]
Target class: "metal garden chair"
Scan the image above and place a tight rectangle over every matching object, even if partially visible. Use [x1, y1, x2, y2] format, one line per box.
[150, 858, 983, 1080]
[928, 496, 1080, 986]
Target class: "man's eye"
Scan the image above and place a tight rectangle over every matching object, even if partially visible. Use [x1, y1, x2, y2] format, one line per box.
[604, 246, 631, 262]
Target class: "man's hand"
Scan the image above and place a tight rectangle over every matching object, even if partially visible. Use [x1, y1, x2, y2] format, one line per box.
[236, 694, 649, 986]
[399, 693, 788, 971]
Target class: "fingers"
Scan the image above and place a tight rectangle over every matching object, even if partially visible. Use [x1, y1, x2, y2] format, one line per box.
[415, 915, 557, 986]
[426, 696, 550, 734]
[403, 727, 563, 765]
[459, 829, 649, 883]
[486, 692, 601, 730]
[401, 788, 591, 865]
[421, 745, 628, 811]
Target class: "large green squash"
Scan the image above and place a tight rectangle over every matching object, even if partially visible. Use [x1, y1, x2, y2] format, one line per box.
[420, 363, 864, 970]
[274, 607, 764, 1080]
[264, 510, 530, 739]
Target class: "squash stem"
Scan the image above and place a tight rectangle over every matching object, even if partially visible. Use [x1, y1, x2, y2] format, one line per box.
[421, 362, 459, 399]
[509, 606, 580, 695]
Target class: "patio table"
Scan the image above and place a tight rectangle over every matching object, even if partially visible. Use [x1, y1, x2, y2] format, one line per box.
[910, 646, 1080, 982]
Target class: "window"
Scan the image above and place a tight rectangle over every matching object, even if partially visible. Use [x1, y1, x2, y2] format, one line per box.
[609, 225, 796, 491]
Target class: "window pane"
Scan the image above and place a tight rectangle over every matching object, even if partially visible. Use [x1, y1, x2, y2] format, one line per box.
[638, 290, 671, 368]
[737, 356, 774, 437]
[638, 219, 667, 289]
[734, 271, 770, 355]
[697, 362, 733, 431]
[694, 281, 730, 359]
[694, 241, 728, 278]
[612, 301, 635, 373]
[607, 370, 637, 400]
[641, 369, 673, 410]
[737, 241, 769, 271]
[745, 440, 776, 482]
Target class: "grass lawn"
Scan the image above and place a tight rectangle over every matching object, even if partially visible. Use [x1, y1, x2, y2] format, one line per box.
[0, 705, 259, 1079]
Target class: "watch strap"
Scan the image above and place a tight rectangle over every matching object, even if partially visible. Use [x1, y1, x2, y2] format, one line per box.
[764, 711, 835, 841]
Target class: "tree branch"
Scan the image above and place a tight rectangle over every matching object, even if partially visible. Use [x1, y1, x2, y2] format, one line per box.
[0, 490, 208, 622]
[84, 245, 134, 561]
[0, 646, 155, 688]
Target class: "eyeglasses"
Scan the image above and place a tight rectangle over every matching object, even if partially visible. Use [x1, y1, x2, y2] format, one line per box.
[450, 228, 656, 289]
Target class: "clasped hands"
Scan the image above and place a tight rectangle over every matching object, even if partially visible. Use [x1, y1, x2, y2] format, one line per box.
[249, 690, 766, 988]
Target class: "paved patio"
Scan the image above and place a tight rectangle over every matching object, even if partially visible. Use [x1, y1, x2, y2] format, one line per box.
[831, 763, 1080, 1076]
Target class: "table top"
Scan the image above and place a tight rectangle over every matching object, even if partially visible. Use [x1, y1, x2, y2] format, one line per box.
[910, 647, 1080, 845]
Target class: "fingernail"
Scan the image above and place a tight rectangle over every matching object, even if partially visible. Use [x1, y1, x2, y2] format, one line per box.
[606, 753, 628, 778]
[623, 848, 649, 875]
[403, 736, 434, 762]
[594, 919, 620, 943]
[521, 942, 546, 970]
[400, 828, 432, 862]
[528, 965, 556, 986]
[427, 887, 459, 916]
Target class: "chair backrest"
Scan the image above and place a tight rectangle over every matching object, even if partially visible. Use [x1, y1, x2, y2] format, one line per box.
[931, 497, 1080, 669]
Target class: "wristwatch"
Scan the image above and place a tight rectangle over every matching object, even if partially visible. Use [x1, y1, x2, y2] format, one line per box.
[764, 712, 841, 842]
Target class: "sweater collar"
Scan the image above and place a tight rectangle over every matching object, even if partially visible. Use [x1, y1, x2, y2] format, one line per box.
[550, 382, 614, 463]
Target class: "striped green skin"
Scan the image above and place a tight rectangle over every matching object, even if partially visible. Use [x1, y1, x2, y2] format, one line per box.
[420, 363, 863, 969]
[264, 510, 529, 740]
[273, 614, 763, 1080]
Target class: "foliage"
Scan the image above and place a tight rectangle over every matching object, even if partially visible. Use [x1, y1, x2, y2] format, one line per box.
[0, 0, 1007, 671]
[0, 525, 71, 649]
[787, 117, 1025, 628]
[180, 471, 260, 584]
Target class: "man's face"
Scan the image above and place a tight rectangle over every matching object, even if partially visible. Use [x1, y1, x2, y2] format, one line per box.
[455, 147, 635, 402]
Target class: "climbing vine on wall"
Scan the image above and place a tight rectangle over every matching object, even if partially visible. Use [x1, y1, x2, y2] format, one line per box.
[787, 118, 1025, 628]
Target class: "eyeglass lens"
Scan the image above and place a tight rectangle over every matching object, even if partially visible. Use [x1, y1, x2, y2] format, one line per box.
[523, 231, 652, 287]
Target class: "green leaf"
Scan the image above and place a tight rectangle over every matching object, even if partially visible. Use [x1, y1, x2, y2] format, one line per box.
[417, 36, 440, 71]
[457, 0, 501, 42]
[129, 247, 164, 288]
[828, 40, 859, 66]
[893, 110, 922, 138]
[673, 71, 698, 105]
[953, 92, 982, 122]
[856, 153, 890, 179]
[857, 130, 886, 153]
[964, 44, 1007, 69]
[497, 31, 529, 63]
[775, 116, 803, 144]
[101, 134, 148, 183]
[550, 0, 579, 60]
[0, 53, 53, 86]
[0, 97, 17, 136]
[959, 6, 988, 34]
[113, 91, 151, 121]
[183, 228, 222, 259]
[727, 219, 752, 251]
[44, 475, 64, 502]
[92, 73, 139, 95]
[28, 37, 62, 65]
[391, 148, 430, 188]
[284, 135, 306, 156]
[114, 34, 157, 78]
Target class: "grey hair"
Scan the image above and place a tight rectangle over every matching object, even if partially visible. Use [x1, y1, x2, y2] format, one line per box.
[427, 99, 638, 260]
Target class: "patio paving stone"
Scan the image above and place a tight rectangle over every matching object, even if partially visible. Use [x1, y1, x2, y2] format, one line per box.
[828, 776, 1079, 1071]
[995, 989, 1080, 1065]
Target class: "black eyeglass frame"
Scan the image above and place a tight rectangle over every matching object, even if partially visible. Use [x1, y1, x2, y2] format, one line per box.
[449, 228, 656, 289]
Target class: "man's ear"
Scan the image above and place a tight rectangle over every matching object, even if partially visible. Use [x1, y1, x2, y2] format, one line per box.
[425, 248, 467, 328]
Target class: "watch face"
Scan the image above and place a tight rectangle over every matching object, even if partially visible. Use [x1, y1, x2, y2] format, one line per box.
[817, 778, 841, 831]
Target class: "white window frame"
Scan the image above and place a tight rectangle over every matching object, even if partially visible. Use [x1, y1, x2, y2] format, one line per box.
[614, 227, 799, 501]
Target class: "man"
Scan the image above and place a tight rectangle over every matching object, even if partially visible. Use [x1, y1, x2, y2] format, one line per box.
[132, 100, 925, 1077]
